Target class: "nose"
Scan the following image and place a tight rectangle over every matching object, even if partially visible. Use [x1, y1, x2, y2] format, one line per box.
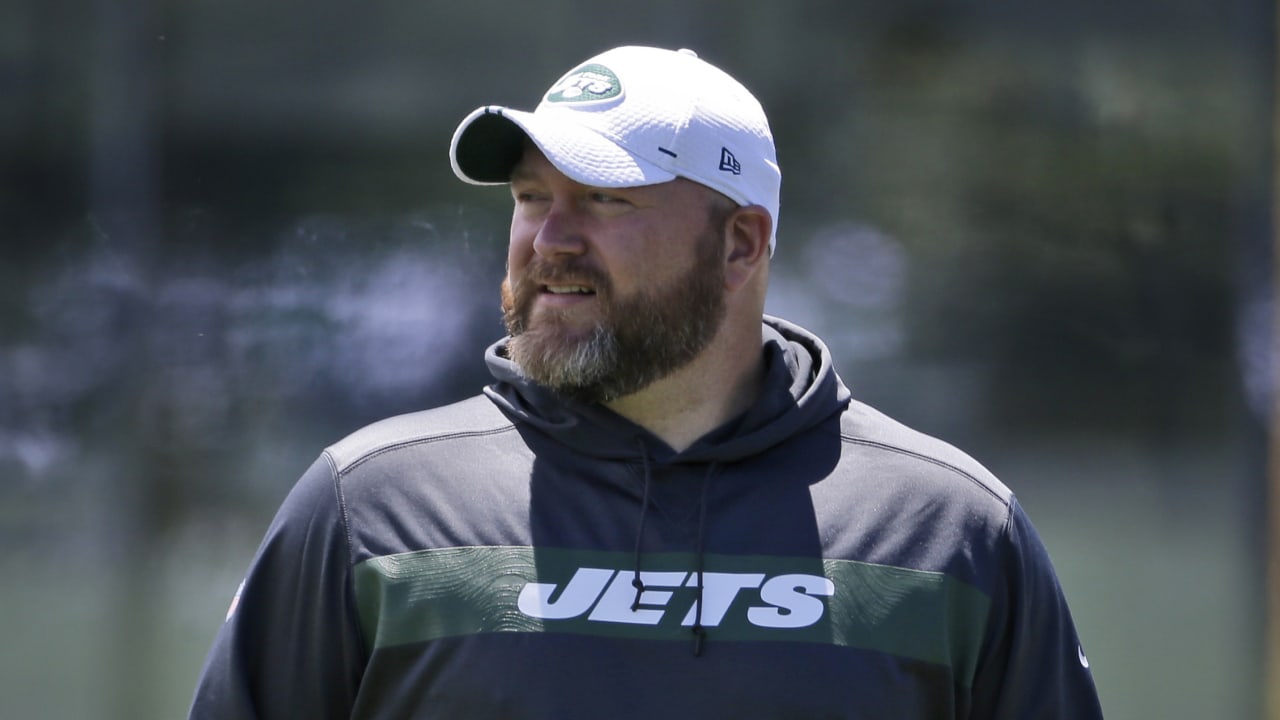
[531, 201, 589, 259]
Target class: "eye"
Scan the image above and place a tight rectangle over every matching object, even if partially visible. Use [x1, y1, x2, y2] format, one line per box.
[589, 191, 628, 205]
[513, 188, 550, 205]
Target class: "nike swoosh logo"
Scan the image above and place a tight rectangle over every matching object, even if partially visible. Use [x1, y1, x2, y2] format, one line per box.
[1078, 644, 1090, 669]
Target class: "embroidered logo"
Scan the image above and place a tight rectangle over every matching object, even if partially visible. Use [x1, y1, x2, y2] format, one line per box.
[719, 147, 742, 175]
[517, 568, 834, 629]
[545, 63, 622, 104]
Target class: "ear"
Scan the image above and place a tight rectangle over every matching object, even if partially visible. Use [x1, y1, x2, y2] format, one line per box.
[723, 205, 772, 292]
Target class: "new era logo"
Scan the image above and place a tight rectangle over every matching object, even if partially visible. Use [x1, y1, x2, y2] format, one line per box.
[719, 147, 741, 175]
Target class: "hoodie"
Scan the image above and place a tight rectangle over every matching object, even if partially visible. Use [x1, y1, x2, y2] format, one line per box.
[189, 316, 1103, 719]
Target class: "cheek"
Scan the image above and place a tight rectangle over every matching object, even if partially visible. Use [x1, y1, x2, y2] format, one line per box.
[506, 244, 525, 278]
[507, 220, 536, 275]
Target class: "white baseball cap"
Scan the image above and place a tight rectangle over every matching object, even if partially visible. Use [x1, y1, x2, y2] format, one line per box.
[449, 46, 781, 253]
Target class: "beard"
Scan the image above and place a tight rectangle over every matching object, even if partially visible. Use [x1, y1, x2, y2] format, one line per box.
[500, 226, 726, 404]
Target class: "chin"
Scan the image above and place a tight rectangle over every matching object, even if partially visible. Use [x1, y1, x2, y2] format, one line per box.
[530, 307, 602, 335]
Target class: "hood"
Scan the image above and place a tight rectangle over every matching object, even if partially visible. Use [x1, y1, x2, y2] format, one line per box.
[482, 315, 851, 464]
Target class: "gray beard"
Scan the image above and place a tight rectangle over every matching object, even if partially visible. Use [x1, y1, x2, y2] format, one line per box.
[510, 321, 623, 400]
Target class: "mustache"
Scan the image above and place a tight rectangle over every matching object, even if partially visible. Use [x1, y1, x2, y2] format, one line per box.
[517, 256, 612, 291]
[502, 257, 614, 336]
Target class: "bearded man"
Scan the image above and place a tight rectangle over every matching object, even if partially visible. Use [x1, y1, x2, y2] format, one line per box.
[189, 46, 1104, 719]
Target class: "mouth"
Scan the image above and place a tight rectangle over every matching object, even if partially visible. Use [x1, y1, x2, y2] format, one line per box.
[531, 281, 600, 312]
[542, 284, 596, 296]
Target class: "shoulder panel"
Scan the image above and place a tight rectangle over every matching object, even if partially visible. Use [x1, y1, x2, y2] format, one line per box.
[325, 394, 512, 474]
[838, 400, 1013, 507]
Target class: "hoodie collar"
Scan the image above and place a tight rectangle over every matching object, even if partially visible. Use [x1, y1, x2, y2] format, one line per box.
[482, 315, 850, 463]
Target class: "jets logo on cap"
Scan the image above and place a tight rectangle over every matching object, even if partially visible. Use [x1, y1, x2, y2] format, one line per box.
[545, 63, 623, 104]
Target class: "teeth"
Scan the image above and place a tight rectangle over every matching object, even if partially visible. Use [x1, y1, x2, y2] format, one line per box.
[546, 285, 592, 294]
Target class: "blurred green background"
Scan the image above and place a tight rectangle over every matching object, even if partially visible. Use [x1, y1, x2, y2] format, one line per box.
[1, 1, 1273, 718]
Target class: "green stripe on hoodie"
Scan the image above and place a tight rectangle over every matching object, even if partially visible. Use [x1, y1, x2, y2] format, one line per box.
[354, 545, 989, 681]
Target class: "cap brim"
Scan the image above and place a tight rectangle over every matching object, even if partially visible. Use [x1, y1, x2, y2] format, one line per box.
[450, 106, 676, 188]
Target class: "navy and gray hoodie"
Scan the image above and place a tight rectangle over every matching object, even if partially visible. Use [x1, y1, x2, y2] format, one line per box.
[189, 316, 1103, 719]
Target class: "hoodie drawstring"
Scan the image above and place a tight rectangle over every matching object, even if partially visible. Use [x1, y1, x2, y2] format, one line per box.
[630, 437, 721, 657]
[690, 463, 720, 657]
[630, 443, 653, 612]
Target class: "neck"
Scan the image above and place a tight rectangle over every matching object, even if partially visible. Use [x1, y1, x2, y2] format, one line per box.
[605, 321, 764, 452]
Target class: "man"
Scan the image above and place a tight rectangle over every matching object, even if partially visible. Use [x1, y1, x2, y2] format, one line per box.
[189, 46, 1103, 718]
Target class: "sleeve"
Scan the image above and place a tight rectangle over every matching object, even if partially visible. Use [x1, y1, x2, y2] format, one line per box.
[188, 454, 367, 719]
[969, 497, 1105, 719]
